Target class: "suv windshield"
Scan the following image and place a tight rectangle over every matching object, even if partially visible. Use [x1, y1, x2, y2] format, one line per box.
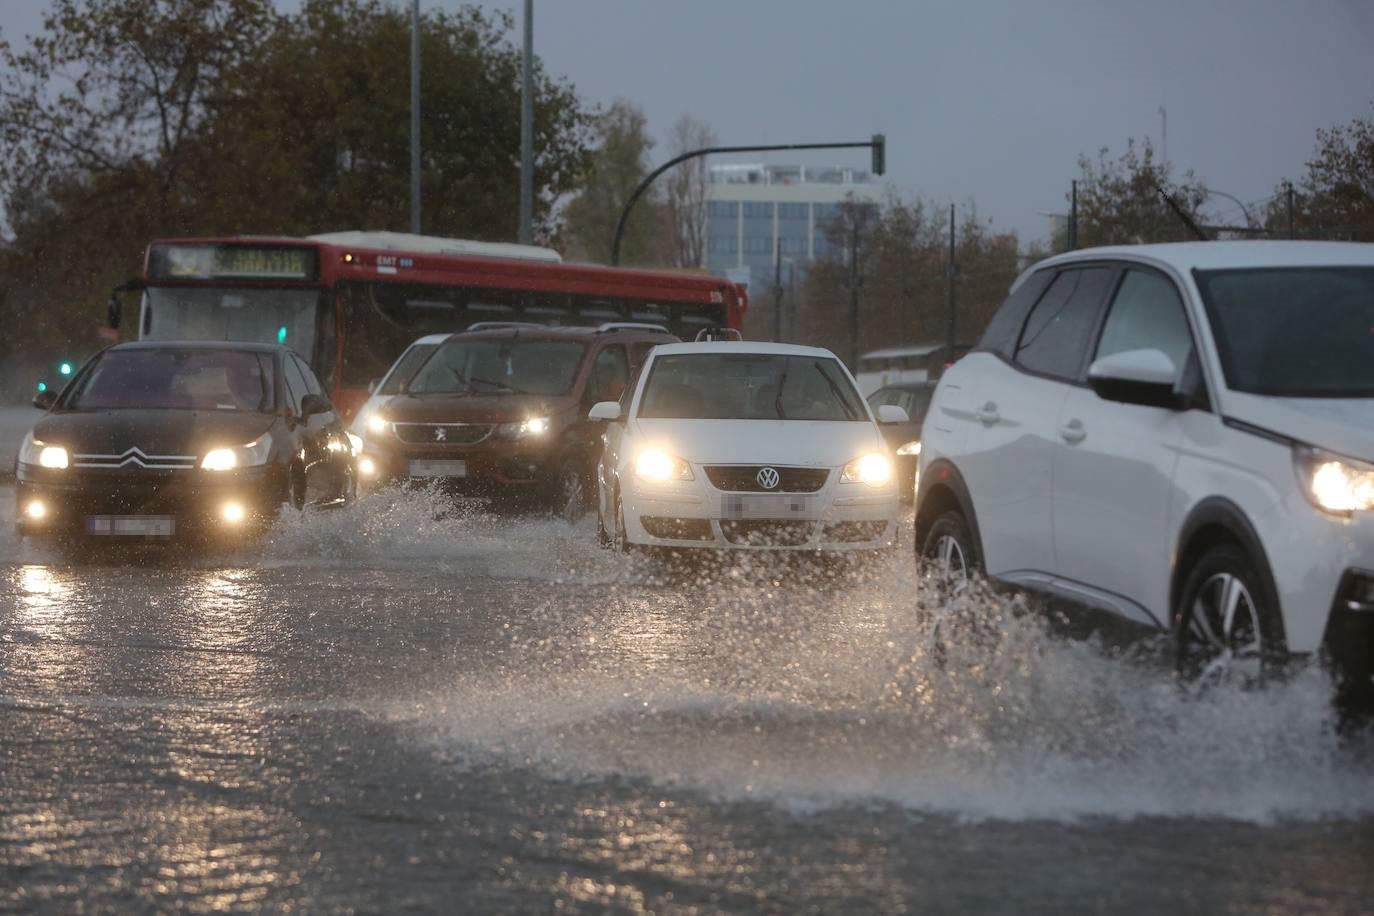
[66, 349, 276, 412]
[639, 353, 866, 421]
[407, 339, 586, 396]
[1196, 267, 1374, 397]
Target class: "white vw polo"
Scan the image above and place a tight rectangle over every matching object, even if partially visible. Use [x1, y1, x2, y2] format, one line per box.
[592, 340, 906, 552]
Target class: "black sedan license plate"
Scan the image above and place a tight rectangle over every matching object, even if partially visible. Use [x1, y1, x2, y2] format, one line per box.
[720, 494, 819, 520]
[86, 515, 176, 537]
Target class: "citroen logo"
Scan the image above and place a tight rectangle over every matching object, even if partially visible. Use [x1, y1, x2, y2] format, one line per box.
[756, 467, 780, 490]
[434, 426, 447, 442]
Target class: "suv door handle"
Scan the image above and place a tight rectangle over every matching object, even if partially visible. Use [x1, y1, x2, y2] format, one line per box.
[976, 402, 1000, 425]
[1059, 419, 1086, 444]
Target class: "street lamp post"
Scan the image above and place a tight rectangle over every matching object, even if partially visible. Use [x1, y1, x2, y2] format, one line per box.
[409, 0, 421, 234]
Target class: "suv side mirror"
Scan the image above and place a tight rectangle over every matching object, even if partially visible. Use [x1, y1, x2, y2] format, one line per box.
[876, 404, 909, 424]
[588, 401, 621, 422]
[32, 389, 57, 411]
[300, 393, 334, 417]
[1088, 349, 1183, 410]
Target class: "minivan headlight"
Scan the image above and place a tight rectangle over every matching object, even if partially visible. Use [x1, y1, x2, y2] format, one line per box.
[202, 436, 272, 471]
[19, 432, 68, 469]
[841, 452, 892, 487]
[1298, 448, 1374, 514]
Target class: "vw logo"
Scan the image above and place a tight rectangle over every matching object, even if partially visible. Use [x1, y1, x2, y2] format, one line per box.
[433, 426, 447, 442]
[756, 466, 780, 490]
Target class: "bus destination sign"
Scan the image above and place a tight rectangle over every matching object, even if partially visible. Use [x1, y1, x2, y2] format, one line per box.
[149, 244, 319, 281]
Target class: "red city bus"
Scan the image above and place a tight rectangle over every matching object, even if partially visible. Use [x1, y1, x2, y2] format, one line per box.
[117, 231, 747, 418]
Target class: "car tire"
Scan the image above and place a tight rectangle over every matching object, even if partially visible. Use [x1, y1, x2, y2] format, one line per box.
[919, 510, 981, 594]
[287, 466, 307, 512]
[1173, 542, 1286, 690]
[554, 458, 589, 523]
[613, 490, 634, 554]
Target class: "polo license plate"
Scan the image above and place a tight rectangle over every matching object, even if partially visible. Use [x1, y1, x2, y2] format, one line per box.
[408, 459, 467, 478]
[86, 515, 176, 537]
[720, 494, 820, 520]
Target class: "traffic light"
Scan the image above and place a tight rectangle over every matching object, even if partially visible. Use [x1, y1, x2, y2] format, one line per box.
[871, 133, 886, 176]
[59, 361, 73, 376]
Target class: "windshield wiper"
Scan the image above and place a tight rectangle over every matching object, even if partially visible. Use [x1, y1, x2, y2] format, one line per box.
[813, 363, 860, 420]
[468, 375, 525, 394]
[773, 359, 790, 419]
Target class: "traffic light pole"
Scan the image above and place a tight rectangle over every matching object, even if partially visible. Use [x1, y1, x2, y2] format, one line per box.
[610, 136, 885, 266]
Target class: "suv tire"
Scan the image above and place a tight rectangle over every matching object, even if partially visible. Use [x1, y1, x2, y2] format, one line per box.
[1174, 542, 1285, 689]
[920, 510, 981, 594]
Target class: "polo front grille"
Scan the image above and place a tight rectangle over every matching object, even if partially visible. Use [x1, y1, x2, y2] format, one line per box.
[719, 520, 816, 546]
[704, 466, 829, 493]
[393, 422, 492, 445]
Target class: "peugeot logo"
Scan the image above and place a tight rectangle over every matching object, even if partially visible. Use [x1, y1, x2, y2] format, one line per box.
[756, 466, 780, 490]
[434, 427, 447, 442]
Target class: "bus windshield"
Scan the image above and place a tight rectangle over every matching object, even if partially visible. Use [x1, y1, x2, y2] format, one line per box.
[142, 287, 320, 364]
[407, 339, 586, 396]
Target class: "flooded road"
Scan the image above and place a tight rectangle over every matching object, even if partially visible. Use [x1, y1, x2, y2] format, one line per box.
[2, 481, 1373, 912]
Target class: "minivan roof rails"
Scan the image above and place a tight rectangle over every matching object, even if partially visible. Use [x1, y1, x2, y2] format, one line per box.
[694, 327, 743, 342]
[465, 321, 545, 331]
[597, 322, 671, 334]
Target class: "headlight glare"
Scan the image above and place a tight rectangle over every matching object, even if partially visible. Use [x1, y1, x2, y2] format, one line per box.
[497, 416, 551, 439]
[1302, 449, 1374, 513]
[19, 432, 68, 470]
[39, 446, 69, 469]
[634, 447, 692, 482]
[202, 436, 271, 471]
[346, 432, 364, 455]
[366, 414, 389, 434]
[842, 452, 892, 487]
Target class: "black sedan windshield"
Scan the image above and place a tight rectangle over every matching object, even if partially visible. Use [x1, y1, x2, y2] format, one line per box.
[66, 349, 276, 412]
[639, 353, 866, 421]
[1196, 267, 1374, 397]
[408, 339, 586, 396]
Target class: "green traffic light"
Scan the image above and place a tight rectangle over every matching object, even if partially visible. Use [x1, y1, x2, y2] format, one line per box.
[36, 381, 47, 393]
[59, 361, 73, 376]
[277, 326, 288, 344]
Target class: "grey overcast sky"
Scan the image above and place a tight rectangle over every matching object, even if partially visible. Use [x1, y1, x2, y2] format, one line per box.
[3, 0, 1373, 245]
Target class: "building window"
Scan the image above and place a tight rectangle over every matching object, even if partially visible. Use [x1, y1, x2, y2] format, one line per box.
[742, 202, 773, 219]
[779, 237, 808, 256]
[778, 203, 808, 220]
[708, 236, 738, 254]
[742, 237, 773, 254]
[707, 201, 738, 219]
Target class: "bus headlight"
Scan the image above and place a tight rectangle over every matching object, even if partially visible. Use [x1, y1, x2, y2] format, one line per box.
[634, 447, 693, 482]
[841, 453, 892, 487]
[202, 436, 272, 471]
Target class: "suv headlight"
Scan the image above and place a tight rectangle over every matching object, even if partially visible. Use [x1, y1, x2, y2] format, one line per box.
[496, 416, 550, 439]
[841, 452, 892, 487]
[1298, 448, 1374, 514]
[19, 432, 68, 469]
[634, 447, 693, 481]
[202, 436, 272, 471]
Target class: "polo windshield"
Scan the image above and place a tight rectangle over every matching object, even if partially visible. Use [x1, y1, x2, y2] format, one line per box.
[66, 349, 276, 412]
[407, 339, 586, 395]
[1195, 267, 1374, 397]
[639, 353, 867, 420]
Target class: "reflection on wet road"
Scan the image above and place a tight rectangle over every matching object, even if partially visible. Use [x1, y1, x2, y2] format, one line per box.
[2, 484, 1373, 912]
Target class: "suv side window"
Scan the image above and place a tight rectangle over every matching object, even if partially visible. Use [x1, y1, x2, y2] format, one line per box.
[1094, 269, 1194, 374]
[976, 268, 1056, 360]
[589, 345, 629, 403]
[1014, 267, 1114, 381]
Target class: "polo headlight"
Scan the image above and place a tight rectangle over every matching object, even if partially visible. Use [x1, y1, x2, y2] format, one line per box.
[634, 447, 693, 482]
[19, 432, 69, 469]
[841, 452, 892, 487]
[1299, 448, 1374, 514]
[896, 441, 922, 457]
[497, 416, 550, 439]
[202, 436, 272, 471]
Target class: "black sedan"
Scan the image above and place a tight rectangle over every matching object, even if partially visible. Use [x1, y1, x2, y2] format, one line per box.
[15, 341, 356, 541]
[867, 381, 937, 502]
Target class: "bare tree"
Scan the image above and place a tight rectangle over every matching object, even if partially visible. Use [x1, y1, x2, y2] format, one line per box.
[663, 114, 715, 268]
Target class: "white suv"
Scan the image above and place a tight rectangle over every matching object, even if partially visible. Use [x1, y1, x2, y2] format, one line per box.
[915, 241, 1374, 705]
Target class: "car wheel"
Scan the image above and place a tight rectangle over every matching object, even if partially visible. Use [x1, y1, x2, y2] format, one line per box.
[287, 466, 307, 512]
[613, 491, 633, 554]
[554, 459, 588, 523]
[1174, 542, 1284, 690]
[920, 510, 980, 596]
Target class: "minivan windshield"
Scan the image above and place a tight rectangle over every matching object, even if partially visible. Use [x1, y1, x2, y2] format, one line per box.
[1195, 267, 1374, 397]
[639, 353, 867, 421]
[66, 349, 276, 412]
[407, 339, 586, 396]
